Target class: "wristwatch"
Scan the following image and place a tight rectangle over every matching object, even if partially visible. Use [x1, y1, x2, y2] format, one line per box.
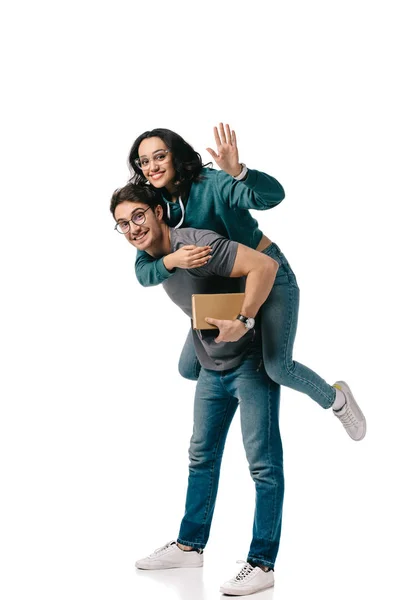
[236, 314, 255, 330]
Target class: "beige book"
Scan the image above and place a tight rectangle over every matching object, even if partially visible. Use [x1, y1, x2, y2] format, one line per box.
[192, 293, 245, 330]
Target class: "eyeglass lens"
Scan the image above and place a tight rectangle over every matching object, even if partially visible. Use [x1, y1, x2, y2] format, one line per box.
[136, 151, 169, 169]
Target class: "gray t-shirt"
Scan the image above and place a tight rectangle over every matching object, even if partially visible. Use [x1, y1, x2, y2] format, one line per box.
[162, 228, 261, 371]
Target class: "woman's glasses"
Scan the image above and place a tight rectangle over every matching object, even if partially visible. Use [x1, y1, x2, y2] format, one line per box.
[134, 150, 171, 171]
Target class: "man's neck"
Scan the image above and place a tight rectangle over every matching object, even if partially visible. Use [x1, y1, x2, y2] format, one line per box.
[146, 223, 172, 259]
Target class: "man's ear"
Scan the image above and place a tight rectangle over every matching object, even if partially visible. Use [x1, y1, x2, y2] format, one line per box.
[155, 204, 164, 221]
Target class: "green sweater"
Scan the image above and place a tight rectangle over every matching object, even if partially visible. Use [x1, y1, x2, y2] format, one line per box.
[135, 166, 284, 286]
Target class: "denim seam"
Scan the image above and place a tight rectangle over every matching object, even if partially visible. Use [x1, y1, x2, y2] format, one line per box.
[266, 381, 277, 555]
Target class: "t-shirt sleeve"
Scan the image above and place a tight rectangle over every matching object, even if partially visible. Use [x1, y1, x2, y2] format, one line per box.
[188, 230, 239, 278]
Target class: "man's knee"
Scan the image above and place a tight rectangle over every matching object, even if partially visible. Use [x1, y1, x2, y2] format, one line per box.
[188, 439, 222, 470]
[248, 461, 284, 485]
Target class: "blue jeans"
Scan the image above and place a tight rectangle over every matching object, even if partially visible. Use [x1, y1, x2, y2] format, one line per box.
[177, 347, 284, 568]
[179, 243, 335, 409]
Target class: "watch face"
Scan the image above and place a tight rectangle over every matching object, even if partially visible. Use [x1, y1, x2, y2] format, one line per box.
[245, 317, 255, 329]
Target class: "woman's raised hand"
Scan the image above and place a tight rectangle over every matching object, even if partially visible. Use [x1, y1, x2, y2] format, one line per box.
[206, 123, 242, 177]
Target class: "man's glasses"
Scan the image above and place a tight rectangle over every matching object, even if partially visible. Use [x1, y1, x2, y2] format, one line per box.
[114, 206, 151, 234]
[134, 150, 171, 170]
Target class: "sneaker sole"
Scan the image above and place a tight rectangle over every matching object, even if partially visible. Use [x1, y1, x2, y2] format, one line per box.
[334, 380, 366, 441]
[219, 581, 274, 595]
[135, 561, 203, 570]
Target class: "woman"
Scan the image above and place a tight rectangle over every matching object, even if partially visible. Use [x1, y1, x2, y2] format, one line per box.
[128, 123, 366, 441]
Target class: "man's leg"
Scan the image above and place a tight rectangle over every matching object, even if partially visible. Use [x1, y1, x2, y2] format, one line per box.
[177, 367, 237, 549]
[223, 347, 284, 569]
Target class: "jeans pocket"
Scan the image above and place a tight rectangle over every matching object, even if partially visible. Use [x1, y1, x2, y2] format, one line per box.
[264, 244, 299, 288]
[262, 243, 281, 265]
[240, 346, 263, 371]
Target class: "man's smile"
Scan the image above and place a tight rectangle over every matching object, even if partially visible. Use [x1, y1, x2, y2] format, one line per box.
[131, 230, 149, 242]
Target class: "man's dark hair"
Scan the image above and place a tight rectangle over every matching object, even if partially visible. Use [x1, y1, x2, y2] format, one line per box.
[110, 183, 165, 218]
[128, 128, 210, 199]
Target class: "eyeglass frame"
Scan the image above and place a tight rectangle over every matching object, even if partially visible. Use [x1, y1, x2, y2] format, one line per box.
[114, 206, 152, 234]
[134, 149, 171, 171]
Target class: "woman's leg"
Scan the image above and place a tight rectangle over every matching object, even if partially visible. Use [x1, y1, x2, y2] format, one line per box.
[261, 244, 335, 409]
[178, 328, 201, 381]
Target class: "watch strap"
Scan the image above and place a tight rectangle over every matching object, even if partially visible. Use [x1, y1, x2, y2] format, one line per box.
[236, 314, 248, 324]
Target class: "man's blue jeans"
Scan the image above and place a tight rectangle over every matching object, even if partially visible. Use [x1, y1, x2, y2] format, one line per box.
[178, 243, 335, 409]
[176, 347, 284, 569]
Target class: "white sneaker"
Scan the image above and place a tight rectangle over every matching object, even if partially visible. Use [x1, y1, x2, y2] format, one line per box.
[220, 560, 274, 596]
[135, 541, 203, 570]
[333, 381, 366, 441]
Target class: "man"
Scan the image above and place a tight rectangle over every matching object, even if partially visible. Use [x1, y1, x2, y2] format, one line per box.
[110, 182, 283, 596]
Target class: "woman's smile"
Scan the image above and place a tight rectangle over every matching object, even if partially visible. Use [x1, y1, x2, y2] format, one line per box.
[149, 171, 166, 181]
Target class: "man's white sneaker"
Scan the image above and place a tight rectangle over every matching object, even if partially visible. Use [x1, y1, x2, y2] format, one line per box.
[220, 560, 274, 596]
[333, 381, 366, 441]
[135, 541, 203, 570]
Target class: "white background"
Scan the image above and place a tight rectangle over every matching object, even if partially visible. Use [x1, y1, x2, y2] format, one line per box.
[1, 1, 399, 599]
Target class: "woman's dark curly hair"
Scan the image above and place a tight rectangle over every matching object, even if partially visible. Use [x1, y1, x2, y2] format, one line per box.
[128, 128, 210, 199]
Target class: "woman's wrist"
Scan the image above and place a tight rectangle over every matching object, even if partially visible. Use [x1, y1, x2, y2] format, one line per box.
[231, 163, 243, 177]
[163, 253, 176, 271]
[233, 163, 248, 181]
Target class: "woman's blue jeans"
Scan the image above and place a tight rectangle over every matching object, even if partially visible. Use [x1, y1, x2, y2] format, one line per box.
[177, 347, 283, 568]
[178, 243, 335, 409]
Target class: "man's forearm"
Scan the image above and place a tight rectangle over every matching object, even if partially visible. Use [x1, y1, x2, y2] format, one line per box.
[203, 245, 279, 343]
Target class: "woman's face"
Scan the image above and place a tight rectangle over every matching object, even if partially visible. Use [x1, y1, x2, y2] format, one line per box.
[137, 137, 176, 190]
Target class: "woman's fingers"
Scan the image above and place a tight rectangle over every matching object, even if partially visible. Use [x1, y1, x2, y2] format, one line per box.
[213, 123, 236, 148]
[209, 123, 229, 158]
[206, 147, 218, 160]
[189, 246, 212, 257]
[219, 122, 227, 144]
[184, 245, 211, 256]
[187, 246, 212, 267]
[191, 257, 211, 266]
[214, 126, 222, 148]
[225, 123, 232, 144]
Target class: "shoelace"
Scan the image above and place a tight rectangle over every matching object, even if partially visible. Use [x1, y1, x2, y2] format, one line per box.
[149, 541, 175, 556]
[234, 560, 255, 581]
[336, 404, 359, 428]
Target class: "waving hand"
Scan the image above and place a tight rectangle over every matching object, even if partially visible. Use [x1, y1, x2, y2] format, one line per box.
[206, 123, 242, 177]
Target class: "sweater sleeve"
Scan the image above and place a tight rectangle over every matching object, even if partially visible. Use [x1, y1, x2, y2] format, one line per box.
[135, 249, 176, 287]
[216, 168, 285, 210]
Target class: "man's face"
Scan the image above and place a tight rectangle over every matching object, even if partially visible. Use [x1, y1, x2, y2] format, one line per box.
[114, 200, 163, 252]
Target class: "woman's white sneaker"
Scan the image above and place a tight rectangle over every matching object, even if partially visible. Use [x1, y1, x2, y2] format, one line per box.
[332, 381, 366, 441]
[135, 541, 203, 570]
[220, 560, 274, 596]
